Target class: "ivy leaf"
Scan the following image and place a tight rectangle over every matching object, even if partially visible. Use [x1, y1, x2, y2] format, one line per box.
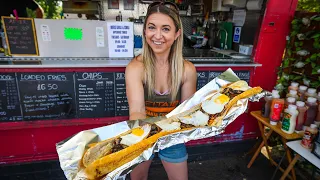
[311, 33, 320, 39]
[300, 42, 303, 46]
[312, 69, 318, 75]
[310, 54, 318, 60]
[296, 47, 302, 51]
[289, 58, 296, 61]
[291, 31, 298, 37]
[287, 49, 292, 56]
[306, 58, 311, 63]
[310, 81, 320, 88]
[293, 76, 302, 80]
[312, 62, 317, 68]
[283, 59, 290, 68]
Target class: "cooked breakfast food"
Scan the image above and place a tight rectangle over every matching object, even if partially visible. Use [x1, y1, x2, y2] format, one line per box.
[80, 80, 262, 179]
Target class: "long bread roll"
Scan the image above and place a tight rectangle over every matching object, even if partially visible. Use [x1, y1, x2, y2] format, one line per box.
[84, 129, 184, 179]
[82, 130, 132, 167]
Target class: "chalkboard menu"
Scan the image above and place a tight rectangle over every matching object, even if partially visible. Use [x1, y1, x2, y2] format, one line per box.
[115, 72, 129, 116]
[75, 72, 129, 118]
[17, 73, 75, 120]
[196, 70, 251, 90]
[0, 73, 22, 121]
[75, 72, 116, 118]
[0, 70, 249, 122]
[1, 17, 39, 56]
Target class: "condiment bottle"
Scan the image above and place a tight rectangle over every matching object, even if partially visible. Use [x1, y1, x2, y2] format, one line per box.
[262, 95, 273, 118]
[269, 90, 284, 125]
[286, 90, 299, 100]
[317, 92, 320, 102]
[284, 97, 296, 110]
[305, 88, 317, 100]
[304, 97, 318, 126]
[296, 101, 308, 132]
[288, 82, 299, 92]
[281, 105, 298, 134]
[298, 85, 308, 101]
[301, 124, 318, 150]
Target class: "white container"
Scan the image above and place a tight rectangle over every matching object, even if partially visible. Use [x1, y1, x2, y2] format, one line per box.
[239, 45, 253, 55]
[223, 0, 247, 8]
[281, 104, 298, 134]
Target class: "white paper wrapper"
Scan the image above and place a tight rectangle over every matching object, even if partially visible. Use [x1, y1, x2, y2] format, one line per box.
[56, 68, 265, 180]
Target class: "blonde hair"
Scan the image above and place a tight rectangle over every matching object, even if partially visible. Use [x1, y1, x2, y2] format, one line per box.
[142, 5, 184, 101]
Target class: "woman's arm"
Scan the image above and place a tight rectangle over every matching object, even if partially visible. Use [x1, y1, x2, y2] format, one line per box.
[180, 60, 197, 102]
[125, 57, 146, 120]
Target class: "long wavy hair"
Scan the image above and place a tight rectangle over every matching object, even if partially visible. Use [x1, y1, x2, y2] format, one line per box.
[142, 4, 184, 101]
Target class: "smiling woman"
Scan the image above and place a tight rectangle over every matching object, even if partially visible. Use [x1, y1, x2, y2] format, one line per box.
[125, 1, 197, 180]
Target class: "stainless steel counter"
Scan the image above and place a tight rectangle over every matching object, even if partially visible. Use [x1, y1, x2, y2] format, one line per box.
[0, 49, 260, 68]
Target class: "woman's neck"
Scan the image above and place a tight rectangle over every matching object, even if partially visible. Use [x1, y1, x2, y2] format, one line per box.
[154, 51, 170, 65]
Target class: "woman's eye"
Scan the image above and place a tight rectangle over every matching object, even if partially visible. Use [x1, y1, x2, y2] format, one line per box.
[148, 26, 155, 30]
[163, 28, 170, 32]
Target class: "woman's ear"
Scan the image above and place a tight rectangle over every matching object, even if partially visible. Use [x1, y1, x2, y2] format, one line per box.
[175, 29, 181, 40]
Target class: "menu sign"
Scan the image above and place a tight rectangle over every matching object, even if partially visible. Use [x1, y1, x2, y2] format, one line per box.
[75, 72, 116, 118]
[1, 17, 39, 56]
[107, 22, 133, 57]
[17, 73, 75, 120]
[115, 72, 129, 116]
[0, 73, 22, 121]
[197, 70, 250, 90]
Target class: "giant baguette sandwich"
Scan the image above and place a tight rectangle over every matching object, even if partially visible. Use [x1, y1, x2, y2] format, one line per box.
[81, 80, 262, 179]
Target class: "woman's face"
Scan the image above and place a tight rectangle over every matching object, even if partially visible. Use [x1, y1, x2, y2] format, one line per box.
[145, 12, 181, 56]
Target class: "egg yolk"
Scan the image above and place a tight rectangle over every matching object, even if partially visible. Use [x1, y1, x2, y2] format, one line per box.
[214, 94, 230, 104]
[132, 128, 144, 136]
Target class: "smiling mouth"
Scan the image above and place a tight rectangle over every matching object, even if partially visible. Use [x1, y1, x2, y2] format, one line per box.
[153, 41, 163, 45]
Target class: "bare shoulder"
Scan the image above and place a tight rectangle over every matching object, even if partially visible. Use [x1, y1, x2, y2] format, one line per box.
[126, 55, 144, 76]
[183, 59, 196, 75]
[182, 59, 197, 84]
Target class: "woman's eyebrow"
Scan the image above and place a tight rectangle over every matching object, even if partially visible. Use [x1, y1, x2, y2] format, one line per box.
[147, 23, 156, 26]
[162, 25, 171, 28]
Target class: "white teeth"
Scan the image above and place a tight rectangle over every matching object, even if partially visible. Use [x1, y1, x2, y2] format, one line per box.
[153, 41, 162, 45]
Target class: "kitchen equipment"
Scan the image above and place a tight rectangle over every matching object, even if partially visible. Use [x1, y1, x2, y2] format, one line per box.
[223, 0, 247, 8]
[212, 0, 230, 12]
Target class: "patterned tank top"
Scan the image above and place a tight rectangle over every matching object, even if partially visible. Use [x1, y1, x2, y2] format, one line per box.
[144, 86, 181, 117]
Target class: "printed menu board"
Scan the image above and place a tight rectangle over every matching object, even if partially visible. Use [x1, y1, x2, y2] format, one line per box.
[1, 17, 39, 56]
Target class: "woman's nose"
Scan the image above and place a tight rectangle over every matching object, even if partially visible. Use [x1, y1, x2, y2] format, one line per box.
[154, 29, 162, 39]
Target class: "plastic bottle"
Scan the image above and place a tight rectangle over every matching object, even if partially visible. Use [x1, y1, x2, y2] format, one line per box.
[288, 82, 299, 92]
[281, 105, 298, 134]
[301, 124, 318, 149]
[317, 92, 320, 102]
[286, 90, 299, 100]
[296, 101, 308, 131]
[284, 97, 296, 109]
[298, 85, 308, 101]
[262, 95, 273, 118]
[305, 88, 317, 100]
[304, 97, 318, 126]
[269, 90, 285, 125]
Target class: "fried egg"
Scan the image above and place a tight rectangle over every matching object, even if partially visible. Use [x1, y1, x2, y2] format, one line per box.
[120, 124, 151, 146]
[155, 119, 181, 132]
[228, 80, 250, 91]
[179, 110, 209, 126]
[201, 93, 230, 114]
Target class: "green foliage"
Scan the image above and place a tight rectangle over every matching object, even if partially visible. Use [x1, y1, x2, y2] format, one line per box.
[297, 0, 320, 12]
[35, 0, 62, 19]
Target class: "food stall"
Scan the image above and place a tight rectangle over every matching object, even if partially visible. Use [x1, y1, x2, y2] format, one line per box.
[0, 0, 297, 164]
